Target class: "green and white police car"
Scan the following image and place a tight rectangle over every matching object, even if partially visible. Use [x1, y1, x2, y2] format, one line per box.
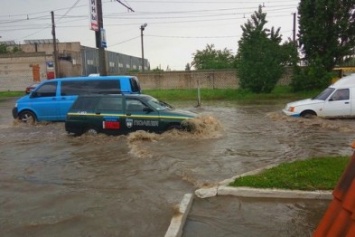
[65, 94, 198, 136]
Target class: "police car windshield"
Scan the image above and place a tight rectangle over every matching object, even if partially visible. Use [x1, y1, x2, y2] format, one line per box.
[147, 98, 173, 110]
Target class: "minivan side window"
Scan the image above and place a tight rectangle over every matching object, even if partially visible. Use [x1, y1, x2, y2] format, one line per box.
[33, 81, 57, 97]
[61, 80, 121, 96]
[330, 89, 350, 101]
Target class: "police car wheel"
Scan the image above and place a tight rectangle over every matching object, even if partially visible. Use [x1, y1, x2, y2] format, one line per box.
[86, 127, 98, 135]
[167, 124, 182, 131]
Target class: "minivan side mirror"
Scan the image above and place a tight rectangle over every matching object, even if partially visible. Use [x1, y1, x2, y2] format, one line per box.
[30, 92, 38, 98]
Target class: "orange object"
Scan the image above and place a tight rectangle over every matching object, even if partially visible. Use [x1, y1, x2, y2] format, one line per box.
[31, 64, 40, 82]
[313, 145, 355, 236]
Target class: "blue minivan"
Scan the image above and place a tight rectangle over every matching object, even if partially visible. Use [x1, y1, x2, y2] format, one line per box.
[12, 75, 141, 123]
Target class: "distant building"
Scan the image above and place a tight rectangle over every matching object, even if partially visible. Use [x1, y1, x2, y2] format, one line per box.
[0, 40, 149, 91]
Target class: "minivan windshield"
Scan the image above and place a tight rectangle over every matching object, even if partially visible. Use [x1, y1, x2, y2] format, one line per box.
[146, 98, 173, 111]
[313, 87, 335, 100]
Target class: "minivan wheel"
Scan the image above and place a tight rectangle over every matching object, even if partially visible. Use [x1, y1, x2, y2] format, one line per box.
[301, 111, 317, 118]
[18, 111, 36, 124]
[86, 127, 98, 135]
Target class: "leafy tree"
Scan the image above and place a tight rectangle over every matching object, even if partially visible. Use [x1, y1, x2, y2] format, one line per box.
[298, 0, 355, 71]
[237, 5, 291, 93]
[151, 67, 164, 72]
[292, 0, 355, 91]
[191, 44, 235, 70]
[291, 57, 332, 91]
[185, 63, 191, 71]
[0, 44, 8, 54]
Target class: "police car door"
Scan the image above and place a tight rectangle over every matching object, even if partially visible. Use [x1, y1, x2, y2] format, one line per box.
[124, 98, 160, 133]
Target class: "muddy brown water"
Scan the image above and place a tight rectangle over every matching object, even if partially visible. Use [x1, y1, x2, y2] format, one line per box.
[1, 97, 354, 237]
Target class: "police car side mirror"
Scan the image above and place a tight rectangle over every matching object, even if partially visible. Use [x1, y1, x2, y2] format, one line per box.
[143, 107, 153, 113]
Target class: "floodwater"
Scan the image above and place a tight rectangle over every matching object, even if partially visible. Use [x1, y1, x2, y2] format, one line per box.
[1, 97, 354, 237]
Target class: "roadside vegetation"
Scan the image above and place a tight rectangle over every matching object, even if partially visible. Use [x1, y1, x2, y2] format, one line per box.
[0, 86, 322, 103]
[145, 86, 321, 104]
[230, 156, 350, 191]
[0, 91, 23, 101]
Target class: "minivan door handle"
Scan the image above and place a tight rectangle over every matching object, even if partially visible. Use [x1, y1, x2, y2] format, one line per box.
[345, 102, 350, 104]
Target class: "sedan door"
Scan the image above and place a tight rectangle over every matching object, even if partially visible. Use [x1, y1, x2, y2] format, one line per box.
[123, 98, 160, 133]
[95, 96, 124, 135]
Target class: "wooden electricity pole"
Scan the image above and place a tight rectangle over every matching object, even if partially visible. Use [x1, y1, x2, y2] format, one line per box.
[51, 11, 59, 78]
[96, 0, 107, 76]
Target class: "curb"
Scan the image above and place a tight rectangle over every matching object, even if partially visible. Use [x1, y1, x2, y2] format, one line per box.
[164, 193, 194, 237]
[194, 185, 332, 200]
[165, 165, 333, 237]
[217, 186, 332, 199]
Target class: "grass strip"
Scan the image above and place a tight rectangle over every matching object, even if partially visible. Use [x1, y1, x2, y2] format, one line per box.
[145, 87, 322, 104]
[229, 156, 350, 191]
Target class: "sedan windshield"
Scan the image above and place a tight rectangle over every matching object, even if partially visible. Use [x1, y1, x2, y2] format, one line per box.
[313, 88, 335, 100]
[146, 98, 173, 111]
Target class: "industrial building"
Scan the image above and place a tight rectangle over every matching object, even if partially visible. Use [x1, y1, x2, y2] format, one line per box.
[0, 40, 149, 91]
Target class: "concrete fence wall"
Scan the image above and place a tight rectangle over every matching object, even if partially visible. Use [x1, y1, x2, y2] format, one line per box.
[0, 66, 293, 92]
[132, 68, 293, 90]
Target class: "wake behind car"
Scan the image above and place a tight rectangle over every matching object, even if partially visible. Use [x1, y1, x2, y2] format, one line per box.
[65, 94, 198, 136]
[283, 73, 355, 118]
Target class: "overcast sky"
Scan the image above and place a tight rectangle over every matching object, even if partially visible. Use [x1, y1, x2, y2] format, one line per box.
[1, 0, 300, 71]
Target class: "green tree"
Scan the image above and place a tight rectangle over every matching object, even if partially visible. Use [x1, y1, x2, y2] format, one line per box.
[292, 0, 355, 91]
[298, 0, 355, 71]
[237, 5, 290, 93]
[0, 44, 8, 54]
[185, 63, 191, 71]
[191, 44, 235, 70]
[151, 67, 164, 72]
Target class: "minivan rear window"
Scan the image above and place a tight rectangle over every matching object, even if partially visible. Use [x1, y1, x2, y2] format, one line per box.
[61, 80, 121, 96]
[129, 77, 141, 93]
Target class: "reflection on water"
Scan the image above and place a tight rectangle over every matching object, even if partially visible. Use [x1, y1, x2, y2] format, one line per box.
[0, 98, 354, 236]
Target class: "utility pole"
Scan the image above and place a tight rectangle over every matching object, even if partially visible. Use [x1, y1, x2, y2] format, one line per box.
[96, 0, 107, 76]
[292, 12, 297, 45]
[140, 23, 147, 72]
[51, 11, 59, 78]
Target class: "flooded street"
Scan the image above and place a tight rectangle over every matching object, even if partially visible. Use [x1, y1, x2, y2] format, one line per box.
[1, 97, 354, 237]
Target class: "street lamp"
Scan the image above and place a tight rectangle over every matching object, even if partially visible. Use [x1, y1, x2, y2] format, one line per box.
[140, 23, 147, 72]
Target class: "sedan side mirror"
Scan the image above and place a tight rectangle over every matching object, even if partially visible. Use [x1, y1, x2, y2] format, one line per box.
[143, 107, 153, 113]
